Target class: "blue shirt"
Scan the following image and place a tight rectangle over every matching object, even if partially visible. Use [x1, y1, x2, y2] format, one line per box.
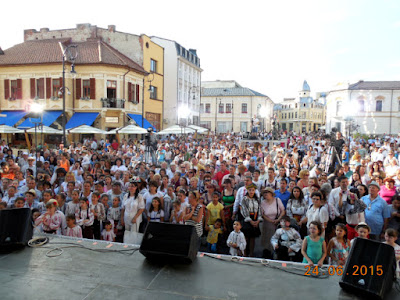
[275, 189, 291, 208]
[362, 195, 391, 235]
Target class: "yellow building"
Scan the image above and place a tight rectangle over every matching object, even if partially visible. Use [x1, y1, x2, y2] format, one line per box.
[141, 34, 164, 131]
[274, 81, 326, 133]
[0, 38, 147, 144]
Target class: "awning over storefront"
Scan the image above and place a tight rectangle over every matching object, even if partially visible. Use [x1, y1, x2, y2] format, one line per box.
[127, 113, 156, 131]
[18, 110, 62, 128]
[0, 111, 28, 126]
[65, 112, 99, 129]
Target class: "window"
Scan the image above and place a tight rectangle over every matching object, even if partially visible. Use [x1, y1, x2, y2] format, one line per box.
[376, 100, 382, 112]
[200, 121, 211, 129]
[295, 112, 297, 118]
[303, 112, 306, 119]
[358, 99, 365, 112]
[107, 80, 117, 99]
[83, 80, 91, 98]
[205, 103, 211, 113]
[149, 85, 157, 99]
[336, 101, 342, 116]
[150, 59, 157, 73]
[52, 79, 61, 97]
[398, 100, 400, 111]
[226, 103, 232, 113]
[218, 103, 224, 113]
[10, 80, 18, 99]
[36, 78, 44, 99]
[241, 103, 247, 113]
[200, 104, 204, 113]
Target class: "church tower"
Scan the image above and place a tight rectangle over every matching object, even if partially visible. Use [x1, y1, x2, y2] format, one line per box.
[299, 80, 311, 98]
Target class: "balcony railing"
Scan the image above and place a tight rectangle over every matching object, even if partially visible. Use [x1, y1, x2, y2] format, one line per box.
[101, 98, 125, 108]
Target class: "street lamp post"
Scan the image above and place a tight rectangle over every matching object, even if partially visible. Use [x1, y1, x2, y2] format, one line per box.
[215, 98, 221, 134]
[62, 44, 78, 147]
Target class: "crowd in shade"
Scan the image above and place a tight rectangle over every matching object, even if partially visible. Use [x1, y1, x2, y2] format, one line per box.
[0, 130, 399, 277]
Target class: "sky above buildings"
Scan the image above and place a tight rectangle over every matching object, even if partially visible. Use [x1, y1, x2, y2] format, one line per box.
[2, 0, 400, 103]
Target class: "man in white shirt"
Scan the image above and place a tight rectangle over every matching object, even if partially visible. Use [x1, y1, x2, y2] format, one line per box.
[328, 175, 350, 222]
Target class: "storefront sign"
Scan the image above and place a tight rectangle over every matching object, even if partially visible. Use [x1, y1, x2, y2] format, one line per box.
[105, 117, 119, 123]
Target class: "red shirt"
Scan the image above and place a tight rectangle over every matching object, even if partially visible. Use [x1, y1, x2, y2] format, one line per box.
[111, 142, 119, 150]
[214, 170, 229, 189]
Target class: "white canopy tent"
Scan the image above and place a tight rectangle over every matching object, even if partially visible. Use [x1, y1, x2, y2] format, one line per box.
[26, 126, 63, 134]
[67, 125, 107, 135]
[107, 124, 147, 135]
[0, 125, 24, 134]
[157, 125, 196, 135]
[188, 125, 209, 134]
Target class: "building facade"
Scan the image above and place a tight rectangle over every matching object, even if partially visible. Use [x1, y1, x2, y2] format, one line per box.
[23, 24, 164, 130]
[326, 81, 400, 135]
[0, 38, 147, 143]
[151, 37, 202, 127]
[200, 80, 274, 133]
[274, 81, 326, 133]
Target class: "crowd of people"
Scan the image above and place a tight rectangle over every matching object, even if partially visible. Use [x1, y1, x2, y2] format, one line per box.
[0, 130, 399, 276]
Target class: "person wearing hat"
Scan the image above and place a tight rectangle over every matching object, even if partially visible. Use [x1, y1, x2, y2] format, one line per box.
[232, 176, 260, 222]
[362, 181, 391, 241]
[25, 189, 38, 209]
[240, 182, 263, 257]
[35, 199, 66, 235]
[260, 187, 285, 258]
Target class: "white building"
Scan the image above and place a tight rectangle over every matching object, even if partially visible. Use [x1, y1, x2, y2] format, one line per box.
[151, 37, 202, 127]
[200, 80, 274, 133]
[326, 81, 400, 135]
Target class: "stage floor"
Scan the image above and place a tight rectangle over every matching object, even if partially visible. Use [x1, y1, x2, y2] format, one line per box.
[0, 236, 399, 300]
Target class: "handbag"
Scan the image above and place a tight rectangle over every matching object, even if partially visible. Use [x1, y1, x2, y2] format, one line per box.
[123, 223, 144, 245]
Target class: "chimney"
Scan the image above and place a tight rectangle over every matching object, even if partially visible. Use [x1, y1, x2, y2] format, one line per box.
[108, 25, 116, 32]
[0, 47, 4, 55]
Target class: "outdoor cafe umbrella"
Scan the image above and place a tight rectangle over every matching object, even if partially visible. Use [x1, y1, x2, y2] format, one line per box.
[26, 126, 63, 134]
[0, 125, 23, 134]
[107, 124, 147, 135]
[188, 125, 209, 134]
[67, 125, 107, 135]
[157, 124, 196, 135]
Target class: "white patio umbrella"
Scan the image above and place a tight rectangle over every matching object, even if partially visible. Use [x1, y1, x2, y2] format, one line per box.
[26, 126, 63, 134]
[0, 125, 24, 134]
[188, 125, 209, 133]
[107, 124, 147, 135]
[67, 125, 107, 135]
[157, 124, 196, 135]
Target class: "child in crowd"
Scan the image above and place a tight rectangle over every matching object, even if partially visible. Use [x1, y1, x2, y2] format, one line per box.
[170, 200, 183, 224]
[227, 221, 246, 256]
[75, 198, 94, 239]
[206, 192, 225, 228]
[101, 220, 115, 242]
[301, 221, 327, 267]
[384, 228, 400, 278]
[270, 216, 302, 262]
[101, 194, 110, 215]
[31, 208, 42, 234]
[35, 199, 66, 235]
[148, 197, 164, 222]
[25, 190, 38, 209]
[65, 215, 83, 238]
[37, 190, 52, 214]
[65, 190, 80, 216]
[351, 222, 371, 246]
[90, 192, 105, 240]
[56, 193, 67, 215]
[206, 218, 223, 253]
[107, 197, 123, 242]
[327, 223, 351, 265]
[14, 197, 26, 208]
[0, 201, 7, 210]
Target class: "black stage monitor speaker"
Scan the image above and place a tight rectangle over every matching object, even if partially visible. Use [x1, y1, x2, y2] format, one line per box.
[339, 238, 396, 300]
[0, 208, 33, 248]
[140, 222, 198, 264]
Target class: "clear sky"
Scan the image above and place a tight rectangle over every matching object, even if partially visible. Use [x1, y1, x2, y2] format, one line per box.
[1, 0, 400, 103]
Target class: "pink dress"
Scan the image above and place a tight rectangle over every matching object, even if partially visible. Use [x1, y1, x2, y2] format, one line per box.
[379, 185, 396, 204]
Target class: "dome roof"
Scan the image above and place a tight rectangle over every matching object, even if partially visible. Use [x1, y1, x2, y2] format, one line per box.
[302, 80, 310, 91]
